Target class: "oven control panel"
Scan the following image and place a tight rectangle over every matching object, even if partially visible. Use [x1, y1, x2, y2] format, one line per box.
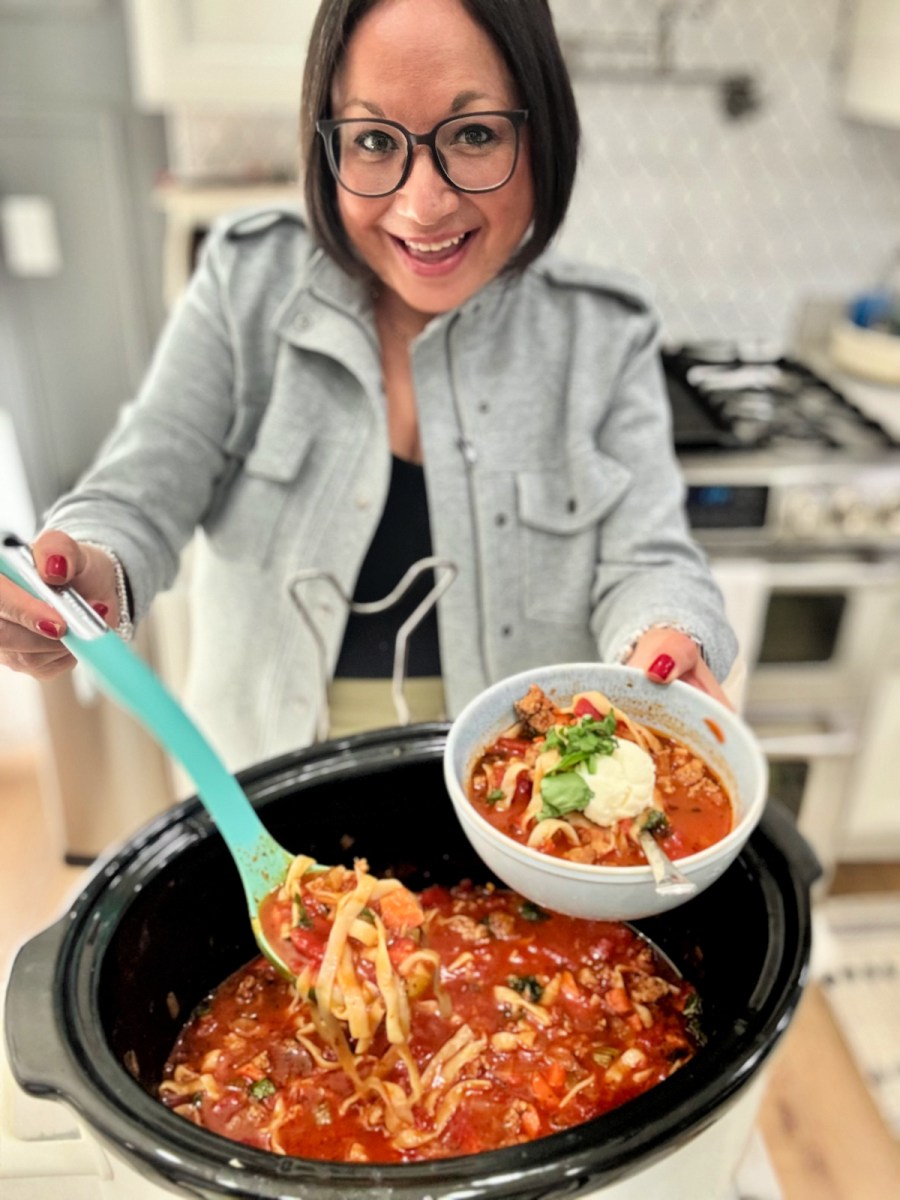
[682, 463, 900, 549]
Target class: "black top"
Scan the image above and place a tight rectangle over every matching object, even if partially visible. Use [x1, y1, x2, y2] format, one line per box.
[334, 456, 442, 679]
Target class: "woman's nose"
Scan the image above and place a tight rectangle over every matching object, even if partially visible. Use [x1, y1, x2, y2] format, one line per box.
[392, 147, 460, 224]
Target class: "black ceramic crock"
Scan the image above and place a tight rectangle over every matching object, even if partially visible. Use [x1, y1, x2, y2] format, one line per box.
[5, 724, 819, 1199]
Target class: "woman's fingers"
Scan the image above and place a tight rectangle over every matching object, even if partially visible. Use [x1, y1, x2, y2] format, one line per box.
[31, 531, 119, 626]
[0, 612, 75, 675]
[624, 628, 735, 710]
[0, 532, 119, 681]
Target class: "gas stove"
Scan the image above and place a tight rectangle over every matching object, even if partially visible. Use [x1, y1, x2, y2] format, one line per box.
[662, 344, 900, 555]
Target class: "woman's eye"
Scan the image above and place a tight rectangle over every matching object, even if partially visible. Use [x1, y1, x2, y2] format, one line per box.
[355, 130, 397, 155]
[455, 124, 494, 148]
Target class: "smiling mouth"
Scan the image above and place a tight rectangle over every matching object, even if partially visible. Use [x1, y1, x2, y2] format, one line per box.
[396, 232, 473, 262]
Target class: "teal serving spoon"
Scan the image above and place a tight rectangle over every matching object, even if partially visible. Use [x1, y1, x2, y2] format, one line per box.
[0, 532, 296, 978]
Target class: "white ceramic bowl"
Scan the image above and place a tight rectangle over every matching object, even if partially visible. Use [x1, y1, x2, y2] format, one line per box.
[443, 663, 768, 920]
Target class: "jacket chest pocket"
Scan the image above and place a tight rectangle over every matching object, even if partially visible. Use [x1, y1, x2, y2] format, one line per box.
[203, 409, 317, 567]
[515, 451, 632, 625]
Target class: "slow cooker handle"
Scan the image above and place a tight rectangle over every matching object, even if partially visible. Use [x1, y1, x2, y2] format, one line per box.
[4, 917, 75, 1097]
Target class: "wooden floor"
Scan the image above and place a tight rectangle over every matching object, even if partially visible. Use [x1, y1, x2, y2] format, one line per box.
[2, 748, 899, 1198]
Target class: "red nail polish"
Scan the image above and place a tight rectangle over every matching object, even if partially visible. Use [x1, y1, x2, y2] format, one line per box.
[92, 602, 110, 618]
[37, 619, 62, 638]
[46, 554, 68, 579]
[649, 654, 675, 681]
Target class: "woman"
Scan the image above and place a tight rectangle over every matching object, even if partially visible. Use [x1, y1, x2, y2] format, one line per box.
[0, 0, 736, 771]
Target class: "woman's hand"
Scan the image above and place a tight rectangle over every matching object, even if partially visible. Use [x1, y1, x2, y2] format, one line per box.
[0, 531, 118, 680]
[624, 627, 734, 711]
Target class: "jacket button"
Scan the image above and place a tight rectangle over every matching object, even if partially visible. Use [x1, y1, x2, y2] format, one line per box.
[294, 315, 310, 331]
[501, 625, 512, 637]
[495, 513, 507, 526]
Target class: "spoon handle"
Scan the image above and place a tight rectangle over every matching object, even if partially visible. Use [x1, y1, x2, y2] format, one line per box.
[0, 533, 291, 907]
[638, 830, 698, 898]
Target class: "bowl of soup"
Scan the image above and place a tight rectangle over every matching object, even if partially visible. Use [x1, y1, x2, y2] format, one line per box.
[443, 663, 768, 920]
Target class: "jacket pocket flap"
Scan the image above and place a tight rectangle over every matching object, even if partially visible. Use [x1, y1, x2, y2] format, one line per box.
[516, 452, 632, 534]
[243, 415, 315, 483]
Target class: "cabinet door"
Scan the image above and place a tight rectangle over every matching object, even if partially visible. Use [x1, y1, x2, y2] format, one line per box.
[127, 0, 318, 110]
[841, 671, 900, 858]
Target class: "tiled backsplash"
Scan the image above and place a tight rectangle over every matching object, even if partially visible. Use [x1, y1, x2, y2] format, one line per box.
[166, 0, 900, 345]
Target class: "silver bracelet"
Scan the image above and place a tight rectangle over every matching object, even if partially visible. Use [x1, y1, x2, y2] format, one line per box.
[81, 542, 135, 642]
[617, 622, 705, 664]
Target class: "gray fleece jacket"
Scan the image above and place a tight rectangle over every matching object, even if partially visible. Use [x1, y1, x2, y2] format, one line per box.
[46, 207, 736, 769]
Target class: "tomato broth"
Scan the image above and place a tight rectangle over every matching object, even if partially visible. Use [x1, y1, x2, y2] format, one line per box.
[160, 884, 701, 1162]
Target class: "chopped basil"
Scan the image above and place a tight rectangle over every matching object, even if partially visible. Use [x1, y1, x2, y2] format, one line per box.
[248, 1077, 276, 1101]
[544, 713, 617, 772]
[640, 808, 671, 837]
[358, 907, 376, 924]
[537, 714, 618, 820]
[520, 900, 549, 922]
[486, 788, 505, 805]
[683, 991, 706, 1045]
[292, 894, 313, 929]
[538, 771, 592, 820]
[507, 974, 543, 1003]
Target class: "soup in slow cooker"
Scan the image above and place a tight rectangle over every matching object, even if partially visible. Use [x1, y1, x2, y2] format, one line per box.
[160, 879, 701, 1162]
[467, 685, 733, 867]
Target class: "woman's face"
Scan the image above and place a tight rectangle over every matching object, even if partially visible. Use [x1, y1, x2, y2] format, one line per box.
[330, 0, 534, 325]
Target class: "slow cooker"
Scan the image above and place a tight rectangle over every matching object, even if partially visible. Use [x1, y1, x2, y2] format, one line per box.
[3, 724, 818, 1199]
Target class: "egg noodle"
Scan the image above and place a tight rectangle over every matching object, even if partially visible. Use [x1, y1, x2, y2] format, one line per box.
[277, 857, 460, 1145]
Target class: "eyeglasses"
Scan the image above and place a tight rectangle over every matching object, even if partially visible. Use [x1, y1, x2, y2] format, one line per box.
[316, 110, 528, 198]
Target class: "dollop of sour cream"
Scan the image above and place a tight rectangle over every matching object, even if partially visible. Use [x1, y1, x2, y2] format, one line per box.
[580, 739, 656, 826]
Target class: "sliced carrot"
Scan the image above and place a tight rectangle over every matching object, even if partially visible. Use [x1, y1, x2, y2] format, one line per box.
[545, 1060, 567, 1090]
[378, 886, 425, 932]
[604, 987, 633, 1014]
[531, 1074, 560, 1109]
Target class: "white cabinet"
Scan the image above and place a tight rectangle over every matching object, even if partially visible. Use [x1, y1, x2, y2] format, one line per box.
[840, 671, 900, 859]
[126, 0, 319, 110]
[842, 0, 900, 127]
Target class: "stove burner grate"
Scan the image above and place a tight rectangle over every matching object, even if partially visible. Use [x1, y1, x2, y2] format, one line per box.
[663, 348, 897, 453]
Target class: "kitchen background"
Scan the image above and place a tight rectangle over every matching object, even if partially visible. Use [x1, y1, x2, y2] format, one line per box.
[4, 0, 899, 859]
[1, 1, 900, 1197]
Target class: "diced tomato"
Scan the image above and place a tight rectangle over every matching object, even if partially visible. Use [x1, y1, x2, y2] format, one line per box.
[513, 772, 533, 803]
[378, 886, 425, 932]
[492, 737, 533, 756]
[288, 927, 327, 964]
[387, 936, 419, 968]
[573, 697, 602, 720]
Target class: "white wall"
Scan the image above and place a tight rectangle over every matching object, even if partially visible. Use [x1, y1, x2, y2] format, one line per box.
[553, 0, 900, 344]
[0, 409, 45, 749]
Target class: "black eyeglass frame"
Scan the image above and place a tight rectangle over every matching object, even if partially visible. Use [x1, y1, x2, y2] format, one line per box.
[316, 109, 529, 198]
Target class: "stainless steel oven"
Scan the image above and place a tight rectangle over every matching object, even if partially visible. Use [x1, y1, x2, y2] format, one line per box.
[665, 347, 900, 885]
[734, 553, 900, 882]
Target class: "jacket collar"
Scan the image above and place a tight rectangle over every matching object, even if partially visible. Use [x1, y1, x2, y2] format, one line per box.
[273, 241, 518, 361]
[272, 247, 382, 390]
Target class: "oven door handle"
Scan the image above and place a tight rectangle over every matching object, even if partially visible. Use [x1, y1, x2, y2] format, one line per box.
[754, 723, 858, 760]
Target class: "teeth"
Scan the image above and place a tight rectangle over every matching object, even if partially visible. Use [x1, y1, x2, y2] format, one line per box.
[404, 234, 465, 253]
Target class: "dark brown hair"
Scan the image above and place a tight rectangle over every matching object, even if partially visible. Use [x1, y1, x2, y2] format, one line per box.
[300, 0, 580, 276]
